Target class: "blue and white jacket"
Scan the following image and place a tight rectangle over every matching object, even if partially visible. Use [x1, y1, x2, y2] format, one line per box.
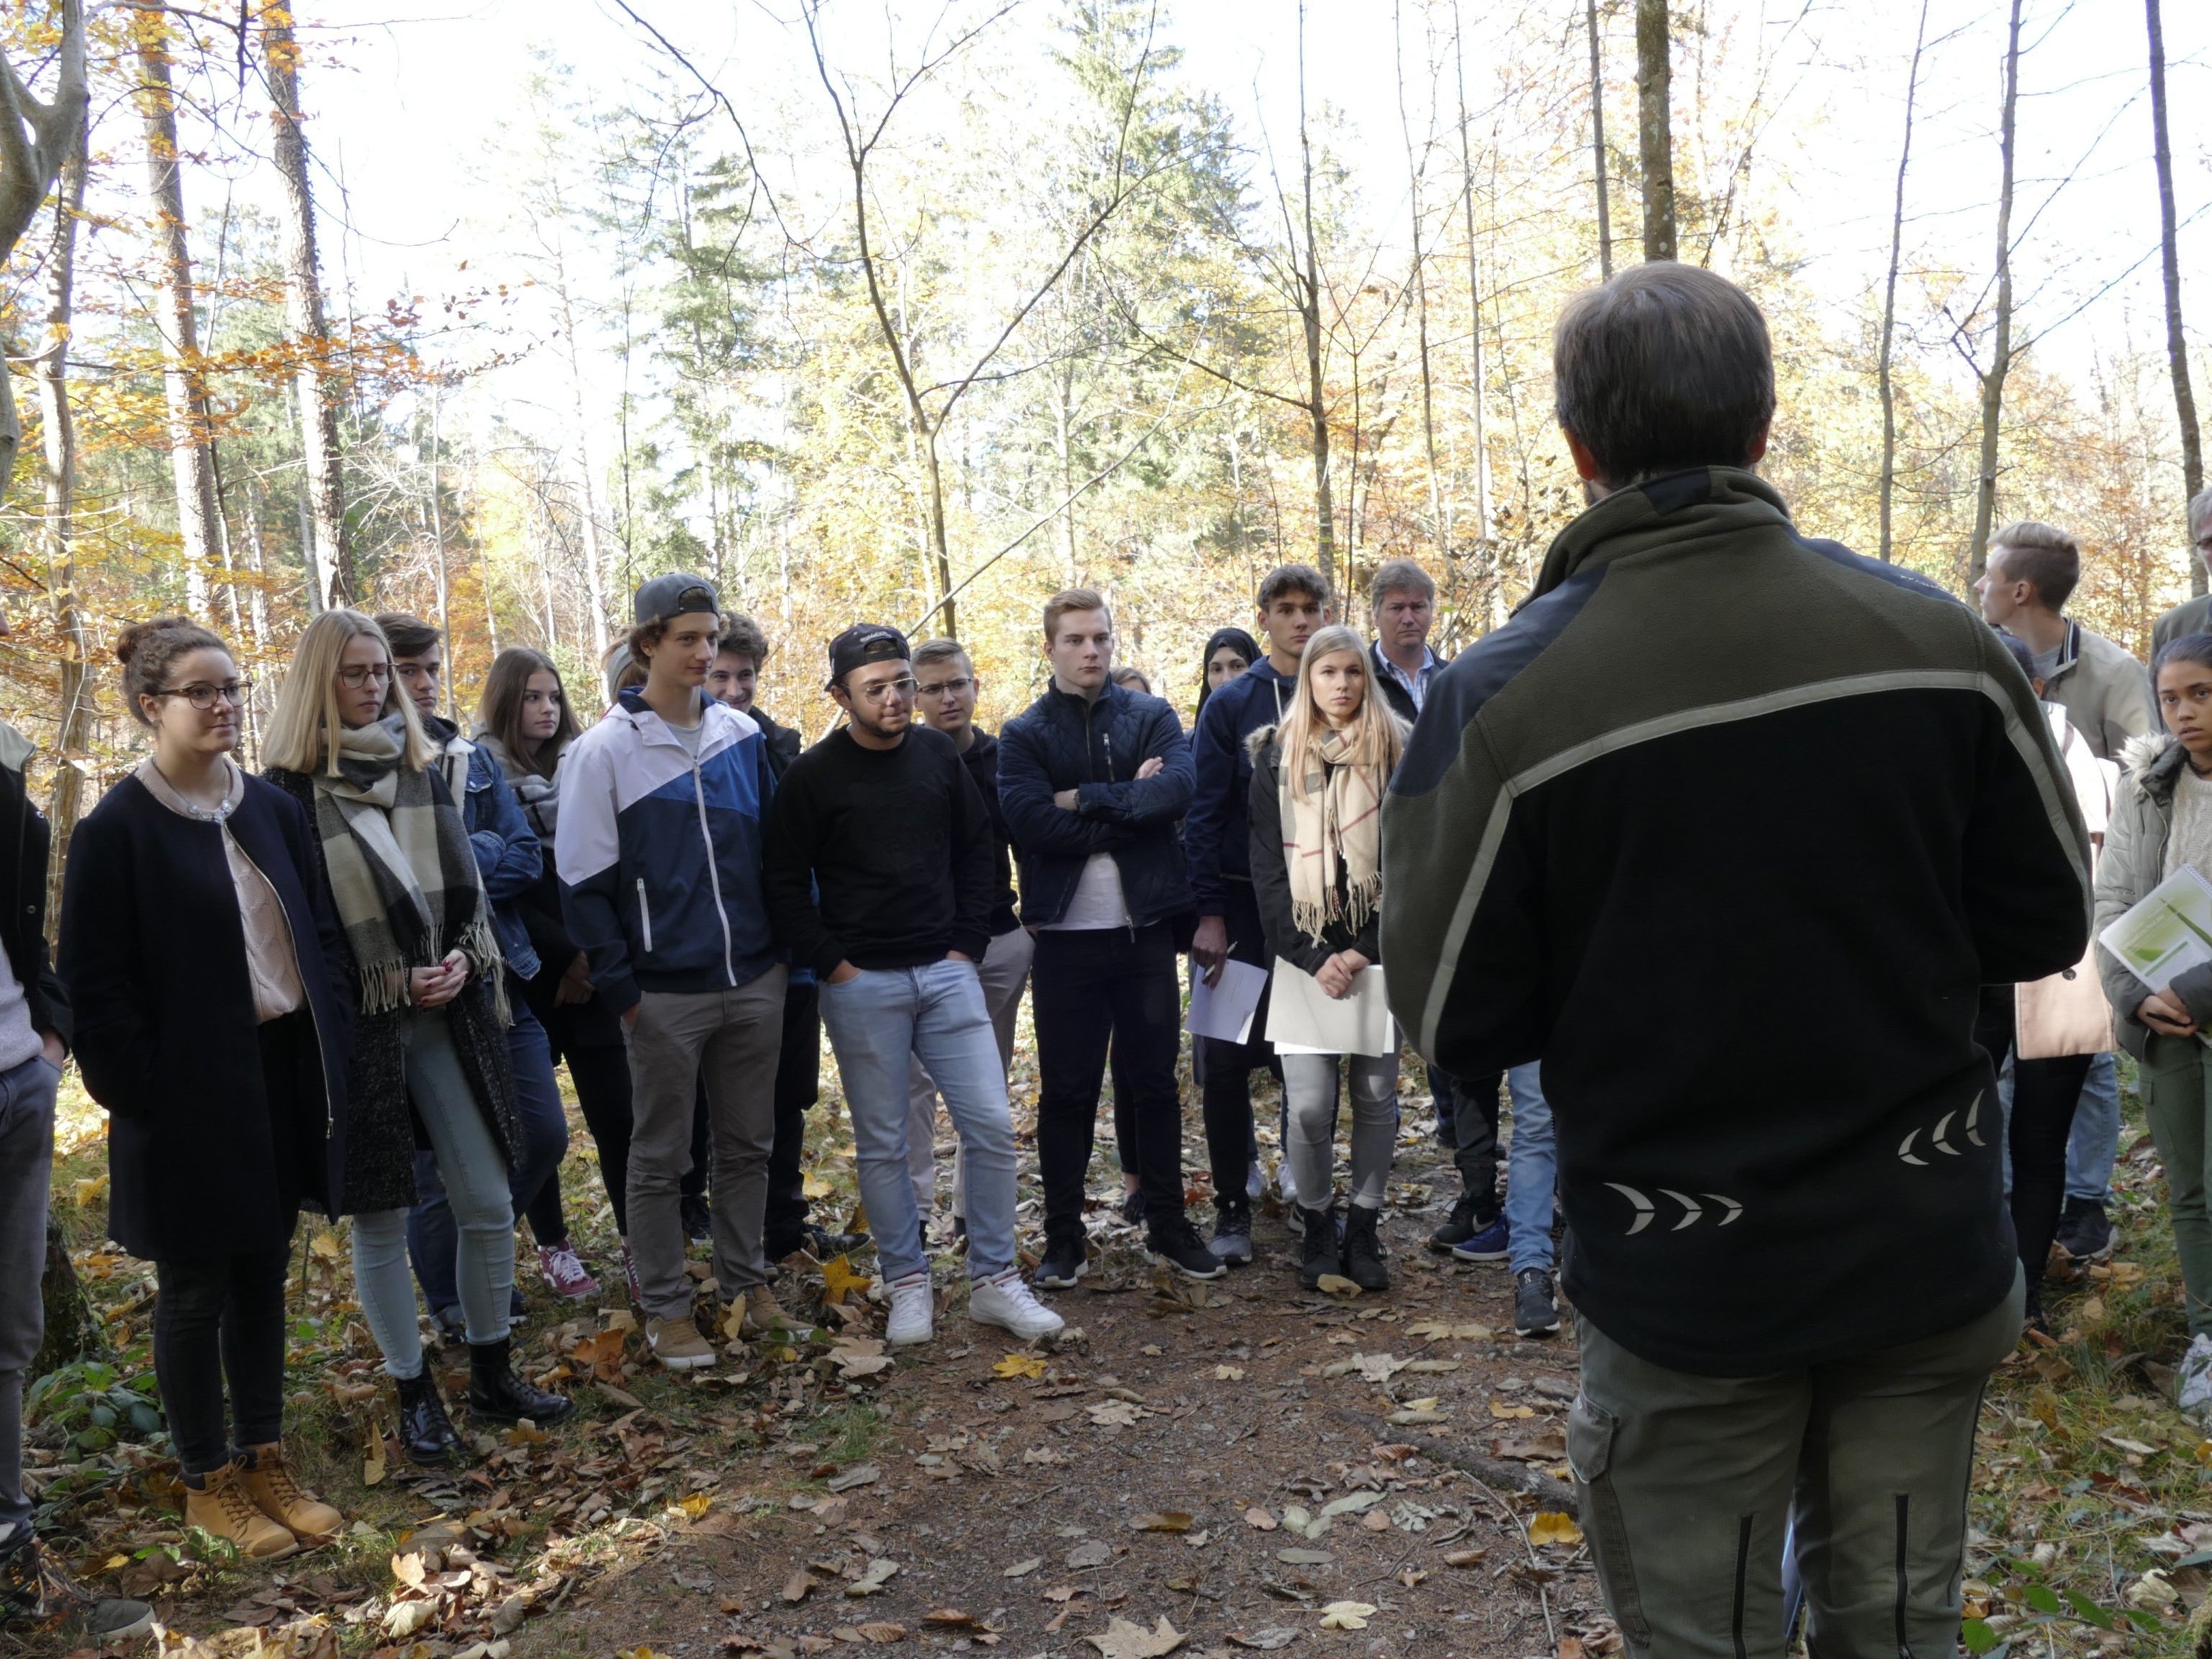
[554, 688, 780, 1013]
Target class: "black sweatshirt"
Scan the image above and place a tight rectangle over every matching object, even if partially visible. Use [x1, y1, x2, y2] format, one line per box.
[762, 724, 996, 977]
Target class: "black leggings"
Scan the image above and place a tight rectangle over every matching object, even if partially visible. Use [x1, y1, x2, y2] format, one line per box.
[1975, 986, 2093, 1301]
[153, 1244, 292, 1475]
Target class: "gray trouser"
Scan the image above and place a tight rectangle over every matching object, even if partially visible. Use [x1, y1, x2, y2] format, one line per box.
[1281, 1050, 1399, 1210]
[626, 971, 788, 1320]
[1571, 1270, 2023, 1659]
[0, 1055, 58, 1540]
[906, 928, 1032, 1221]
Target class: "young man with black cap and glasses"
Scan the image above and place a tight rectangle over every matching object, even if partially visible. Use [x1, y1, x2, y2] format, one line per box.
[556, 574, 808, 1370]
[762, 624, 1063, 1347]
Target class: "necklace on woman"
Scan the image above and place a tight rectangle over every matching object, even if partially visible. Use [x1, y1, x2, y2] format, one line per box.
[153, 759, 235, 823]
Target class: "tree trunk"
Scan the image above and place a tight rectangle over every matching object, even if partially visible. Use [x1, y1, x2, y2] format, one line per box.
[1454, 6, 1491, 559]
[1968, 0, 2025, 583]
[133, 7, 219, 617]
[1635, 0, 1676, 262]
[39, 128, 86, 938]
[2147, 0, 2205, 595]
[1397, 3, 1444, 564]
[262, 3, 351, 610]
[1586, 0, 1614, 279]
[1877, 0, 1931, 565]
[35, 1213, 105, 1378]
[428, 381, 453, 718]
[550, 230, 610, 658]
[0, 0, 89, 506]
[1296, 1, 1337, 574]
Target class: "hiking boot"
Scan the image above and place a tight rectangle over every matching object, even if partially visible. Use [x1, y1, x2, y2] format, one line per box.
[680, 1194, 713, 1242]
[394, 1368, 466, 1466]
[470, 1337, 577, 1424]
[1341, 1205, 1389, 1292]
[646, 1316, 717, 1370]
[1514, 1267, 1561, 1338]
[1428, 1190, 1497, 1252]
[1148, 1219, 1227, 1281]
[969, 1269, 1065, 1342]
[1209, 1199, 1253, 1265]
[2054, 1197, 2113, 1262]
[1297, 1206, 1340, 1290]
[885, 1272, 935, 1345]
[184, 1461, 298, 1559]
[538, 1243, 599, 1300]
[235, 1442, 343, 1541]
[0, 1527, 154, 1642]
[2180, 1334, 2212, 1422]
[1119, 1187, 1145, 1226]
[1036, 1237, 1088, 1290]
[741, 1285, 817, 1341]
[1449, 1213, 1510, 1264]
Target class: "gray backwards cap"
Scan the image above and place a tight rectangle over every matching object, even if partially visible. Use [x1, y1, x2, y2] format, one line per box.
[633, 571, 721, 627]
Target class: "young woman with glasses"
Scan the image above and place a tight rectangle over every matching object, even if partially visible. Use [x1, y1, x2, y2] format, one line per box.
[58, 620, 352, 1557]
[262, 611, 572, 1465]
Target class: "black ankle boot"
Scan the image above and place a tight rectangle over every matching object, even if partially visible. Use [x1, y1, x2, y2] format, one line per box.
[1342, 1204, 1389, 1292]
[1298, 1206, 1340, 1290]
[468, 1337, 575, 1426]
[394, 1369, 466, 1466]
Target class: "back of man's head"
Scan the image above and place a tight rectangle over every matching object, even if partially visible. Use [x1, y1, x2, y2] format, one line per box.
[1990, 520, 2081, 612]
[1553, 263, 1776, 489]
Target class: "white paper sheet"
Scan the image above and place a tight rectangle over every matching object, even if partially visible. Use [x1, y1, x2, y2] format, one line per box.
[2098, 864, 2212, 991]
[1186, 958, 1269, 1044]
[1265, 961, 1396, 1057]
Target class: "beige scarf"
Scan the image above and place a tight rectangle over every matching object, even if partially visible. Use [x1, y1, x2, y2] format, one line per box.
[1281, 727, 1385, 945]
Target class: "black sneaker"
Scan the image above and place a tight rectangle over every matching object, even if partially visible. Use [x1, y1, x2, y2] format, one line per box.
[1427, 1190, 1497, 1253]
[1148, 1220, 1227, 1281]
[1119, 1188, 1145, 1226]
[1514, 1267, 1560, 1338]
[1297, 1206, 1339, 1290]
[1036, 1237, 1088, 1289]
[1209, 1199, 1253, 1265]
[2054, 1197, 2113, 1262]
[806, 1221, 870, 1257]
[0, 1527, 155, 1642]
[680, 1195, 714, 1243]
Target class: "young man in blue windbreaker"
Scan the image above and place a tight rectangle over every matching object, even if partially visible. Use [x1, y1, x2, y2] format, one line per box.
[556, 574, 805, 1369]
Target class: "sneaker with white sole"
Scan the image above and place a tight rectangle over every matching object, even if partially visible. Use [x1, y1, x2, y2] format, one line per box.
[646, 1315, 716, 1370]
[968, 1269, 1065, 1342]
[538, 1243, 599, 1300]
[885, 1272, 935, 1345]
[2178, 1333, 2212, 1421]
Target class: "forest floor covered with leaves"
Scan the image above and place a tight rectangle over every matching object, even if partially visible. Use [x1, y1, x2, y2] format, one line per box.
[13, 1057, 2212, 1659]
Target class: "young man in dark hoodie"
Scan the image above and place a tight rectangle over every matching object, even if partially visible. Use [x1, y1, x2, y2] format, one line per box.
[1383, 262, 2090, 1655]
[1186, 564, 1330, 1262]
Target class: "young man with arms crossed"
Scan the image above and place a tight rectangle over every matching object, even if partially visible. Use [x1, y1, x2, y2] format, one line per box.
[1186, 564, 1331, 1262]
[1386, 262, 2087, 1655]
[557, 574, 804, 1370]
[763, 625, 1062, 1347]
[998, 592, 1220, 1285]
[906, 637, 1032, 1243]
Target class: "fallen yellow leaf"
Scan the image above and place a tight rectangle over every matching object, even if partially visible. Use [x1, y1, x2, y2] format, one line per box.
[803, 1172, 835, 1199]
[1528, 1511, 1584, 1548]
[821, 1252, 872, 1305]
[1319, 1601, 1377, 1629]
[993, 1352, 1047, 1380]
[71, 1175, 108, 1208]
[1214, 1364, 1245, 1380]
[678, 1491, 713, 1519]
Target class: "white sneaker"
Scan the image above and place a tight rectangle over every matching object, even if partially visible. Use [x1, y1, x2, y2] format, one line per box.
[969, 1269, 1065, 1342]
[2178, 1334, 2212, 1419]
[1247, 1160, 1266, 1202]
[885, 1272, 934, 1346]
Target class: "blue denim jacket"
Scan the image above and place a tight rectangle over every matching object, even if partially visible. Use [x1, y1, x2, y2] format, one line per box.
[430, 717, 543, 982]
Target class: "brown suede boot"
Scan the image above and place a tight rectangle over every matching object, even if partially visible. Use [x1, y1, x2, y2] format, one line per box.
[183, 1462, 297, 1559]
[235, 1444, 343, 1542]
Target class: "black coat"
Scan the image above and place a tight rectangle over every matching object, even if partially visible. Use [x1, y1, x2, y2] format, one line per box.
[0, 724, 69, 1047]
[265, 766, 520, 1214]
[60, 773, 353, 1260]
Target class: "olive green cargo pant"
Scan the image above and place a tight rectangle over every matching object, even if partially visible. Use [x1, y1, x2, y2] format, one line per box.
[1569, 1270, 2023, 1659]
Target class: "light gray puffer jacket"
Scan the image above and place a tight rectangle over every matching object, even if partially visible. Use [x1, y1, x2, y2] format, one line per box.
[2094, 732, 2211, 1057]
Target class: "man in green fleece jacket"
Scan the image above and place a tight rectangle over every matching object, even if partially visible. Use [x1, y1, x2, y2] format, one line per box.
[1382, 263, 2092, 1658]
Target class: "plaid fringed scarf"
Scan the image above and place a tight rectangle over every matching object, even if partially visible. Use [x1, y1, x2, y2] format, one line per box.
[312, 712, 504, 1018]
[1281, 727, 1386, 947]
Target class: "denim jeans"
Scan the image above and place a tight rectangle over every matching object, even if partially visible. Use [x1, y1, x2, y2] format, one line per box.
[0, 1054, 58, 1538]
[907, 925, 1032, 1223]
[818, 959, 1018, 1284]
[1503, 1062, 1556, 1274]
[2064, 1050, 2120, 1205]
[153, 1245, 290, 1475]
[351, 1011, 515, 1377]
[407, 995, 567, 1317]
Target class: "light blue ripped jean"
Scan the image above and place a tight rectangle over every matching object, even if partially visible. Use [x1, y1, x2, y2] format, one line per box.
[1503, 1063, 1556, 1274]
[351, 1011, 514, 1378]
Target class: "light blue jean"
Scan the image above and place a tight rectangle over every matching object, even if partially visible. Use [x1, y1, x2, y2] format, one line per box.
[818, 960, 1018, 1285]
[351, 1011, 515, 1378]
[2064, 1050, 2120, 1206]
[1503, 1062, 1556, 1274]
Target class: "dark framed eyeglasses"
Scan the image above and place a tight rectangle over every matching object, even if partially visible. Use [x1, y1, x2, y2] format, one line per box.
[157, 679, 252, 711]
[337, 663, 394, 688]
[916, 675, 974, 697]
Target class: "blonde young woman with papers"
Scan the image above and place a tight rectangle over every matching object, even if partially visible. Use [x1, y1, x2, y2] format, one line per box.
[1247, 623, 1409, 1292]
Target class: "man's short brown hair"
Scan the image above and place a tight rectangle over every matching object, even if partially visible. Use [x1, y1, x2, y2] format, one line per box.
[1990, 520, 2082, 611]
[374, 611, 441, 659]
[1368, 557, 1435, 612]
[1256, 563, 1332, 612]
[719, 614, 770, 664]
[1553, 263, 1776, 487]
[1043, 588, 1111, 641]
[912, 637, 971, 674]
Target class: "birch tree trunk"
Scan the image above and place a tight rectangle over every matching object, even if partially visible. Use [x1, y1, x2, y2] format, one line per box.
[0, 0, 87, 505]
[1586, 0, 1614, 279]
[549, 228, 610, 658]
[1397, 2, 1444, 563]
[1635, 0, 1676, 262]
[1454, 6, 1491, 555]
[1877, 0, 1931, 565]
[262, 1, 351, 610]
[2146, 0, 2205, 595]
[1967, 0, 2024, 583]
[1296, 1, 1336, 577]
[134, 7, 219, 616]
[40, 131, 86, 936]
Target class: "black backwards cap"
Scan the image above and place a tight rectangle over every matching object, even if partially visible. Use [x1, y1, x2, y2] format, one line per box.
[827, 623, 911, 688]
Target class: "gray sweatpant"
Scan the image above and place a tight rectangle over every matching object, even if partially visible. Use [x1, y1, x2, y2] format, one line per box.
[0, 1056, 58, 1542]
[1571, 1270, 2023, 1659]
[626, 971, 787, 1321]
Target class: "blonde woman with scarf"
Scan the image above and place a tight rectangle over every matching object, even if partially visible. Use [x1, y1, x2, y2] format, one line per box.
[264, 612, 573, 1468]
[1247, 623, 1407, 1292]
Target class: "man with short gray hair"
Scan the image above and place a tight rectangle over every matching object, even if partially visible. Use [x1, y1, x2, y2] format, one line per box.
[2151, 488, 2212, 653]
[1367, 557, 1442, 722]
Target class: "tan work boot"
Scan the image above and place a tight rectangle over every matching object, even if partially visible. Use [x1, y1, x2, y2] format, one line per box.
[235, 1443, 343, 1542]
[646, 1315, 716, 1370]
[741, 1285, 816, 1341]
[184, 1462, 297, 1559]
